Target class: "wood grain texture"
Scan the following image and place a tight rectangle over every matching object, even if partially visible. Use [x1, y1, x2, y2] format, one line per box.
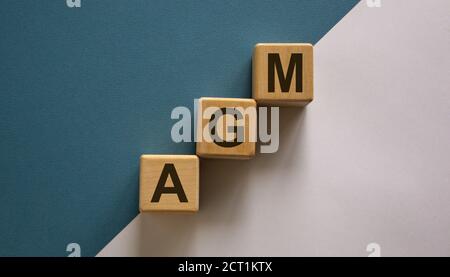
[139, 155, 199, 212]
[253, 43, 313, 106]
[196, 97, 256, 159]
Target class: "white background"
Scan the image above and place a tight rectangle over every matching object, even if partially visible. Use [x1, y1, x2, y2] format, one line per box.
[98, 0, 450, 256]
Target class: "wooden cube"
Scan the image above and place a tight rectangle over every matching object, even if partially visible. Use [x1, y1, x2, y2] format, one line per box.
[196, 97, 256, 159]
[139, 155, 199, 212]
[253, 43, 313, 106]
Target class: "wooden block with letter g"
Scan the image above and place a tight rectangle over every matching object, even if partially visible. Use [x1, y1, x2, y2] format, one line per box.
[139, 155, 199, 212]
[253, 43, 313, 106]
[196, 97, 256, 159]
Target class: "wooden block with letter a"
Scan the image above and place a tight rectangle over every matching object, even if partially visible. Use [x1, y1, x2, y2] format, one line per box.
[139, 155, 199, 212]
[196, 97, 256, 159]
[253, 43, 313, 106]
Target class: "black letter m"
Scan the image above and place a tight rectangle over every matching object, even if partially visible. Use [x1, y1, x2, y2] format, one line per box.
[268, 53, 303, 93]
[151, 163, 188, 203]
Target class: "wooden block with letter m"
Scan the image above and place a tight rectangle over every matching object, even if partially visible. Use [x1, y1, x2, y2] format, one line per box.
[139, 155, 199, 212]
[253, 43, 313, 106]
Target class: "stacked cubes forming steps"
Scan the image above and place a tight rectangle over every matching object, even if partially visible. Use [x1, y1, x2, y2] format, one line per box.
[140, 43, 313, 212]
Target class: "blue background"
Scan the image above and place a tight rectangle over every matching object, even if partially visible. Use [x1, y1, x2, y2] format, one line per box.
[0, 0, 358, 256]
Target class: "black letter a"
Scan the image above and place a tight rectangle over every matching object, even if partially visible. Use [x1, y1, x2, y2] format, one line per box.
[151, 163, 188, 203]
